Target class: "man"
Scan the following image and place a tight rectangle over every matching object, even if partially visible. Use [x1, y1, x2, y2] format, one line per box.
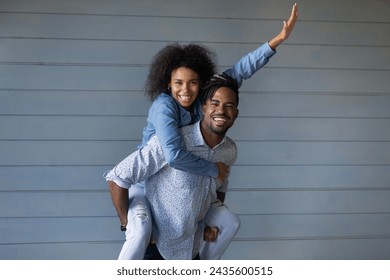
[105, 73, 240, 259]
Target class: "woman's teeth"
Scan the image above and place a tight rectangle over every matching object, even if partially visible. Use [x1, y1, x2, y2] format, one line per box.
[179, 95, 192, 101]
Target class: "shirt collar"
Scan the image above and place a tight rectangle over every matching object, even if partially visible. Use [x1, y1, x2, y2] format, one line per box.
[192, 121, 227, 149]
[170, 94, 202, 125]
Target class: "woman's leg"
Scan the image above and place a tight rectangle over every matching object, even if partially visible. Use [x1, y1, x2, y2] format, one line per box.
[118, 184, 152, 260]
[199, 202, 240, 260]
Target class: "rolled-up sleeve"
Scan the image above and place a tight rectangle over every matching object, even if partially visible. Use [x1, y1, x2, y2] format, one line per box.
[104, 136, 167, 189]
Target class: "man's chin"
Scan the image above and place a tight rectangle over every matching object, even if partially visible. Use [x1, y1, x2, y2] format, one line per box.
[211, 126, 228, 136]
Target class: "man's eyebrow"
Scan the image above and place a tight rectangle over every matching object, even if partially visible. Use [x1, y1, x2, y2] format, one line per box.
[211, 98, 235, 104]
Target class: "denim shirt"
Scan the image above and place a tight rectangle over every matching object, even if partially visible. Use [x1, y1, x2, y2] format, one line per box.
[141, 42, 275, 177]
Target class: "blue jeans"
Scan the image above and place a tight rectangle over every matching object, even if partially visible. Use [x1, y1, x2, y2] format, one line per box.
[200, 201, 241, 259]
[118, 187, 240, 260]
[118, 184, 152, 260]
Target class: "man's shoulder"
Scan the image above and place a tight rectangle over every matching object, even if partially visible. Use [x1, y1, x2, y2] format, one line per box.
[180, 123, 198, 142]
[180, 123, 209, 150]
[221, 136, 237, 165]
[180, 123, 194, 133]
[223, 136, 237, 153]
[224, 136, 236, 146]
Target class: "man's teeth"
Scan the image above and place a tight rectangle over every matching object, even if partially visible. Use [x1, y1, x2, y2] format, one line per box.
[214, 117, 226, 122]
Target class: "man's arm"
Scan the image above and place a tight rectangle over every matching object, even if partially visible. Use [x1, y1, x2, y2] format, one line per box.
[105, 136, 167, 227]
[108, 181, 129, 228]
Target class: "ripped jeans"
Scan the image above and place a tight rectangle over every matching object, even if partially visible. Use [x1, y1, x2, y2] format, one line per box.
[200, 200, 241, 260]
[118, 185, 240, 260]
[118, 184, 152, 260]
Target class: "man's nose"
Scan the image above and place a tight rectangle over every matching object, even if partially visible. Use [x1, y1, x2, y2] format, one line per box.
[216, 104, 225, 113]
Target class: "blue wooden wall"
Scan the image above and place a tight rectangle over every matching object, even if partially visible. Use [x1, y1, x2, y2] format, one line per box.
[0, 0, 389, 259]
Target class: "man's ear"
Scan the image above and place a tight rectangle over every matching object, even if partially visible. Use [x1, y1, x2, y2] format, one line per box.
[202, 104, 207, 115]
[234, 108, 239, 120]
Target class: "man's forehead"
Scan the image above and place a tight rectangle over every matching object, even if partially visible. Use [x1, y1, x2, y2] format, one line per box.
[210, 87, 237, 103]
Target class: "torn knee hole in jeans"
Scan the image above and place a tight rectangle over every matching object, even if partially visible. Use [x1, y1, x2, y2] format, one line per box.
[131, 198, 149, 220]
[135, 208, 148, 220]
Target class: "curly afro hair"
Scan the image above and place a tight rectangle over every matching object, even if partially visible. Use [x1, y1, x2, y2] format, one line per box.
[144, 43, 217, 101]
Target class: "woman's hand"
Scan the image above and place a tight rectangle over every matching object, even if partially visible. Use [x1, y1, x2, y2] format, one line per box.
[269, 3, 299, 50]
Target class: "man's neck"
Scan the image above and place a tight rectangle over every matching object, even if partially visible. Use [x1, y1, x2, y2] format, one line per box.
[205, 134, 224, 148]
[200, 121, 225, 148]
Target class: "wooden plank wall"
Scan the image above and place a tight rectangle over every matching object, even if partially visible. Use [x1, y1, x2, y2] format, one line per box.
[0, 0, 389, 259]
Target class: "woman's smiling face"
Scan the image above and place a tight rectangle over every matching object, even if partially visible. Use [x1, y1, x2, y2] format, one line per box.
[169, 67, 200, 109]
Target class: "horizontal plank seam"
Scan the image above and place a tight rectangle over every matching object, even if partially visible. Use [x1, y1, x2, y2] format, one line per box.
[1, 88, 389, 96]
[2, 187, 390, 193]
[2, 212, 390, 219]
[3, 115, 390, 119]
[1, 61, 389, 71]
[2, 164, 390, 168]
[2, 140, 390, 143]
[1, 36, 389, 48]
[233, 235, 390, 242]
[2, 235, 390, 246]
[1, 11, 389, 24]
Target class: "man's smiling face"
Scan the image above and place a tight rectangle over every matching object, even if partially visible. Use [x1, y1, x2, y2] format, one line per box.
[202, 86, 239, 137]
